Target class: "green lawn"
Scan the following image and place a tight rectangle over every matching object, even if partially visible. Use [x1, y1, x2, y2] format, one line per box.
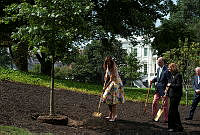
[0, 67, 194, 104]
[0, 126, 53, 135]
[0, 126, 31, 135]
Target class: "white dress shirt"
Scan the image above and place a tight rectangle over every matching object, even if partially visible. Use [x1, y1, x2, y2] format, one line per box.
[158, 67, 163, 79]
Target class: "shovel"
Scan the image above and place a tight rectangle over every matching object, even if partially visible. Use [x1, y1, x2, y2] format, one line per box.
[93, 69, 111, 118]
[144, 85, 151, 113]
[92, 80, 107, 118]
[154, 87, 169, 121]
[92, 95, 103, 117]
[154, 105, 164, 121]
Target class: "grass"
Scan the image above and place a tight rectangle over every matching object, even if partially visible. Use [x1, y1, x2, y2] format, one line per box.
[0, 67, 195, 104]
[0, 126, 32, 135]
[0, 126, 53, 135]
[0, 67, 101, 95]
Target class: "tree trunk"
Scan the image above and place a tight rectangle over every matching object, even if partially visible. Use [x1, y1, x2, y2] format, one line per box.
[36, 53, 52, 75]
[50, 55, 55, 116]
[40, 60, 52, 75]
[8, 46, 14, 69]
[13, 42, 28, 72]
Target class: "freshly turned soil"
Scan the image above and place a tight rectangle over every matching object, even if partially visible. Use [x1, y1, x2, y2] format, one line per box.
[0, 81, 200, 135]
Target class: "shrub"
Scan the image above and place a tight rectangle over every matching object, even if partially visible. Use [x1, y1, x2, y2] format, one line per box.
[55, 65, 72, 80]
[30, 64, 41, 73]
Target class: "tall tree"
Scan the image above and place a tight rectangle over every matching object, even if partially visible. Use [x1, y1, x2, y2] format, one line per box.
[12, 42, 28, 71]
[152, 0, 200, 55]
[3, 0, 93, 116]
[92, 0, 173, 37]
[120, 52, 142, 86]
[68, 39, 127, 84]
[0, 0, 34, 71]
[152, 20, 192, 55]
[0, 47, 11, 67]
[90, 0, 174, 48]
[163, 40, 200, 105]
[171, 0, 200, 25]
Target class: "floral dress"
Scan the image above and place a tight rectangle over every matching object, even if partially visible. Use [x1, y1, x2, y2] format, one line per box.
[102, 73, 125, 105]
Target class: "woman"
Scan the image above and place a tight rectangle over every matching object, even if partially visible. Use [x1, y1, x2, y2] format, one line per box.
[166, 63, 183, 132]
[102, 56, 125, 122]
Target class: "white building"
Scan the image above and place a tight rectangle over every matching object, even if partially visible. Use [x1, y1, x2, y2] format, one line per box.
[120, 37, 158, 87]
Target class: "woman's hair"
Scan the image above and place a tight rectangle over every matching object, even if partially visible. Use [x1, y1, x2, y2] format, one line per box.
[103, 56, 115, 72]
[103, 56, 117, 80]
[168, 63, 178, 73]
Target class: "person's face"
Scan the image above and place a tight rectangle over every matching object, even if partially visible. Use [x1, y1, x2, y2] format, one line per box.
[106, 60, 111, 67]
[168, 66, 172, 72]
[106, 60, 110, 65]
[157, 60, 164, 67]
[196, 69, 200, 76]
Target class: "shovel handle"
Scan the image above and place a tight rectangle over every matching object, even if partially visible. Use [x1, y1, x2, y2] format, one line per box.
[97, 97, 102, 112]
[97, 80, 107, 113]
[144, 85, 151, 113]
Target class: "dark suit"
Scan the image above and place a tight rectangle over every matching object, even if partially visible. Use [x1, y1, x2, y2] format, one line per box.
[152, 65, 169, 96]
[152, 65, 170, 121]
[168, 72, 183, 131]
[188, 76, 200, 119]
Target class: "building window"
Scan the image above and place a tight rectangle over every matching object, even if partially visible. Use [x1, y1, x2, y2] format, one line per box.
[144, 48, 147, 56]
[133, 48, 137, 56]
[144, 64, 147, 75]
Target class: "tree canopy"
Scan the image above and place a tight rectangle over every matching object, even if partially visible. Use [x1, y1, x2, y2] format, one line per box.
[163, 40, 200, 104]
[4, 0, 93, 55]
[120, 52, 142, 84]
[67, 39, 127, 84]
[3, 0, 94, 74]
[152, 0, 200, 55]
[91, 0, 174, 41]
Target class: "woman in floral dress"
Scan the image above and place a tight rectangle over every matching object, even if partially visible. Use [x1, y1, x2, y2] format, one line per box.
[102, 56, 125, 121]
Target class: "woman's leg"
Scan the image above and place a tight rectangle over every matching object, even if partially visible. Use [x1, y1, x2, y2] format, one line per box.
[168, 98, 176, 129]
[106, 105, 112, 118]
[168, 97, 182, 130]
[175, 98, 183, 131]
[110, 104, 117, 121]
[113, 104, 117, 117]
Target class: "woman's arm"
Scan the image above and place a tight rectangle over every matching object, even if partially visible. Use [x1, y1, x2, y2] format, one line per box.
[103, 73, 116, 91]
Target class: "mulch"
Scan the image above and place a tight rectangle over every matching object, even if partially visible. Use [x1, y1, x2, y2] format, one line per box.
[0, 80, 200, 135]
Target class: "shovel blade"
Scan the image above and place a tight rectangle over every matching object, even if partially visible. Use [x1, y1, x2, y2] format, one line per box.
[92, 112, 102, 117]
[154, 109, 164, 121]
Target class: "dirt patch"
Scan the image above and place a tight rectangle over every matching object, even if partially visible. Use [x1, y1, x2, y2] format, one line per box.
[0, 81, 200, 135]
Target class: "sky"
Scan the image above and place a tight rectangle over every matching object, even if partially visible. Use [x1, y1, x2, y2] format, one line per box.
[172, 0, 177, 4]
[155, 0, 177, 27]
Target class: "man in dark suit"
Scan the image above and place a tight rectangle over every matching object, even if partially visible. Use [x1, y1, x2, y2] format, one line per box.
[185, 67, 200, 120]
[150, 57, 169, 122]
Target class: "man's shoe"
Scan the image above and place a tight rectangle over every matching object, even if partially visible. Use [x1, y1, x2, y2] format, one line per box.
[105, 116, 110, 119]
[152, 119, 159, 122]
[185, 117, 192, 120]
[168, 129, 175, 132]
